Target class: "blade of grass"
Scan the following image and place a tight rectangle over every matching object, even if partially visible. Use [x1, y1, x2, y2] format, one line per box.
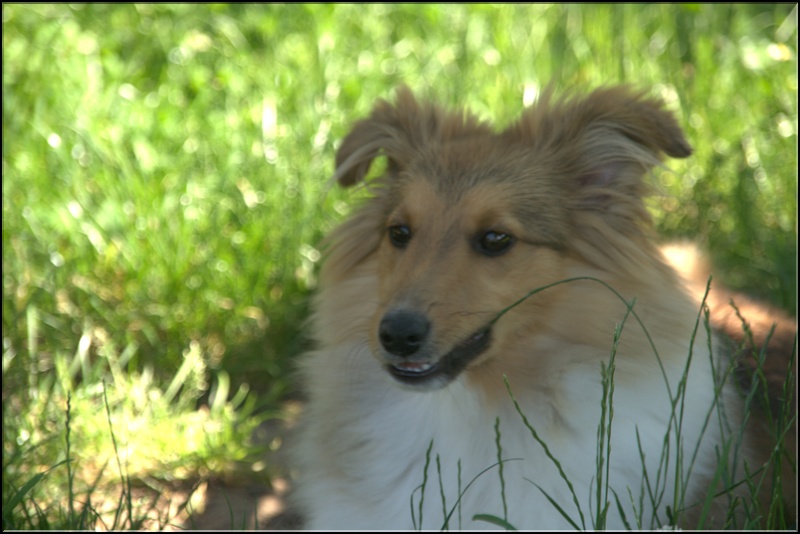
[504, 375, 586, 530]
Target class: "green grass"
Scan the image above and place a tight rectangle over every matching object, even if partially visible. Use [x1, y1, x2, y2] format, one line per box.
[2, 3, 796, 529]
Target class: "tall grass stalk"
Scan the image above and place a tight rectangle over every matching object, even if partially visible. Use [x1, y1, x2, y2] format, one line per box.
[436, 455, 448, 528]
[494, 417, 509, 524]
[65, 393, 75, 523]
[451, 459, 522, 531]
[410, 439, 434, 530]
[504, 375, 586, 530]
[411, 275, 793, 529]
[8, 385, 142, 529]
[593, 304, 629, 530]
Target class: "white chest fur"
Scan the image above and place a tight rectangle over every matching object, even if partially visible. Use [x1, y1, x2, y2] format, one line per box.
[293, 338, 726, 531]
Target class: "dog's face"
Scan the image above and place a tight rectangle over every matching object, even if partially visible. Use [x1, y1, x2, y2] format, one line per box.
[328, 86, 692, 390]
[369, 143, 571, 389]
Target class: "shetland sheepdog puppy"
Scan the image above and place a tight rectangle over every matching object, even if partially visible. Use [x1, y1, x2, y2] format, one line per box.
[291, 86, 796, 530]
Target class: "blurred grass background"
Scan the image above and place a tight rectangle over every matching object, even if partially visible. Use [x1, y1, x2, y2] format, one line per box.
[2, 3, 796, 529]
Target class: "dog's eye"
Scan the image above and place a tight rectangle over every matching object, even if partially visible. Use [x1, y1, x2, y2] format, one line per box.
[475, 231, 515, 256]
[388, 225, 412, 248]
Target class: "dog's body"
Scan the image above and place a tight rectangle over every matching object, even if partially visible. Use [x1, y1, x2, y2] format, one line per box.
[292, 87, 795, 530]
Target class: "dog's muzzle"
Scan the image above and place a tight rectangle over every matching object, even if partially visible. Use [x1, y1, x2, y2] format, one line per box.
[378, 309, 492, 388]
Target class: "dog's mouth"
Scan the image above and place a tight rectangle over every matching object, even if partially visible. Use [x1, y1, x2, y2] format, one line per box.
[387, 327, 492, 388]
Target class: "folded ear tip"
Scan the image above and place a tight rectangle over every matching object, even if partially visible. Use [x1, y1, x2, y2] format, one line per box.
[671, 139, 693, 158]
[333, 156, 373, 188]
[658, 133, 693, 159]
[337, 173, 357, 187]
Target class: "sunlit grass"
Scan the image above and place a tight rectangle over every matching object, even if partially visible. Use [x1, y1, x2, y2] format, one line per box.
[3, 3, 796, 529]
[2, 306, 271, 529]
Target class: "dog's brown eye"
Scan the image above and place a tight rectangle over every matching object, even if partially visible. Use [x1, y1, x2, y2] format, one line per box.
[475, 231, 515, 256]
[388, 225, 412, 248]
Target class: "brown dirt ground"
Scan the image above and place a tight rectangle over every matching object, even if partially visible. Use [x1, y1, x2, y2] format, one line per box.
[180, 402, 304, 530]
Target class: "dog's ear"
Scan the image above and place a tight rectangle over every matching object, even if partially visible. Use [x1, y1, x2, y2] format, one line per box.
[576, 86, 693, 161]
[332, 86, 424, 187]
[503, 86, 693, 270]
[503, 86, 692, 196]
[333, 87, 493, 187]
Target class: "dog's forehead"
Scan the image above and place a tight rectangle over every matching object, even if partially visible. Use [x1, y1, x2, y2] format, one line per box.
[388, 140, 567, 245]
[394, 167, 560, 234]
[397, 175, 512, 214]
[404, 138, 529, 195]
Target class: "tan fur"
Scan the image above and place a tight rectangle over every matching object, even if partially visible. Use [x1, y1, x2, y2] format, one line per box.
[294, 86, 796, 530]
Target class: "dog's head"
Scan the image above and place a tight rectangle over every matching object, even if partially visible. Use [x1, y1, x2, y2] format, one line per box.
[326, 86, 692, 390]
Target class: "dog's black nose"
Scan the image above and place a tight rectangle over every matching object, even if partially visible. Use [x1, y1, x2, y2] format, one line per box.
[379, 310, 430, 357]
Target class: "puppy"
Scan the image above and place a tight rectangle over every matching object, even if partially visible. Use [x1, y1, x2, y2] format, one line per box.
[292, 86, 796, 530]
